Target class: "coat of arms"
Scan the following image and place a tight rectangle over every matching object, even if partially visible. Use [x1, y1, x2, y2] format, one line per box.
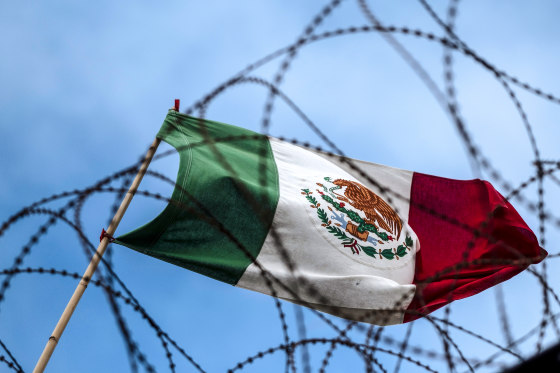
[302, 177, 413, 260]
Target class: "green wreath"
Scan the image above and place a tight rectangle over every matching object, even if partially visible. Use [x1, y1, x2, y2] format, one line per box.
[302, 188, 413, 260]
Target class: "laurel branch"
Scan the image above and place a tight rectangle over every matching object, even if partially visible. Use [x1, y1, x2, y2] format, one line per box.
[302, 187, 413, 260]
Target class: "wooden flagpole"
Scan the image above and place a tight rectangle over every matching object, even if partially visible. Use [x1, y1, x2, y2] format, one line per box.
[32, 101, 177, 372]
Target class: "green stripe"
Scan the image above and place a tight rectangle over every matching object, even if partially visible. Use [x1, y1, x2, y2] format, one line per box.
[115, 111, 279, 285]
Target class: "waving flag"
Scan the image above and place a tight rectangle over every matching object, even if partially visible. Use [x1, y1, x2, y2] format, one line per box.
[115, 111, 546, 325]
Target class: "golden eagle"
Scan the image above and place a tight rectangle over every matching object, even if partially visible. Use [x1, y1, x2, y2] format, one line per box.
[332, 179, 403, 239]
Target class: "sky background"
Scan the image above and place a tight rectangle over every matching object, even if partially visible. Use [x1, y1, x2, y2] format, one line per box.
[1, 1, 560, 372]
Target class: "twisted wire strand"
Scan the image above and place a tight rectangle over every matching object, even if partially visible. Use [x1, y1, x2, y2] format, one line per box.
[2, 2, 559, 372]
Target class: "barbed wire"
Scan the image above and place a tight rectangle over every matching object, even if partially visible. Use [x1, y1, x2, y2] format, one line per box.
[1, 1, 559, 372]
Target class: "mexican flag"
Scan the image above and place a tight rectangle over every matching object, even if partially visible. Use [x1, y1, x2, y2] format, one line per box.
[115, 111, 546, 325]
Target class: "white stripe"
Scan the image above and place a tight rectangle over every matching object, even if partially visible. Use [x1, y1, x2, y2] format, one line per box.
[236, 139, 418, 325]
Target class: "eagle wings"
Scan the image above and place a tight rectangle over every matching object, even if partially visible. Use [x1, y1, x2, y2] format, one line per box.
[333, 179, 403, 240]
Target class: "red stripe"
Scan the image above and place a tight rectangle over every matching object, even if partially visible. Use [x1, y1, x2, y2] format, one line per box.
[404, 173, 546, 323]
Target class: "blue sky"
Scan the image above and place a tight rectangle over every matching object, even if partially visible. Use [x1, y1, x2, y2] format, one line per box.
[1, 1, 559, 372]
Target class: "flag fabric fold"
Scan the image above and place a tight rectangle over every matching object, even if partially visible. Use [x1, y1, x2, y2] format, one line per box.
[405, 173, 547, 322]
[115, 111, 545, 325]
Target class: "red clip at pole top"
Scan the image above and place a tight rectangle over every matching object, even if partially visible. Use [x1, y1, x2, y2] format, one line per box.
[174, 99, 180, 111]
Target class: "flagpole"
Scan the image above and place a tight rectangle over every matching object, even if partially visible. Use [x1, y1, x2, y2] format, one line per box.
[32, 103, 172, 372]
